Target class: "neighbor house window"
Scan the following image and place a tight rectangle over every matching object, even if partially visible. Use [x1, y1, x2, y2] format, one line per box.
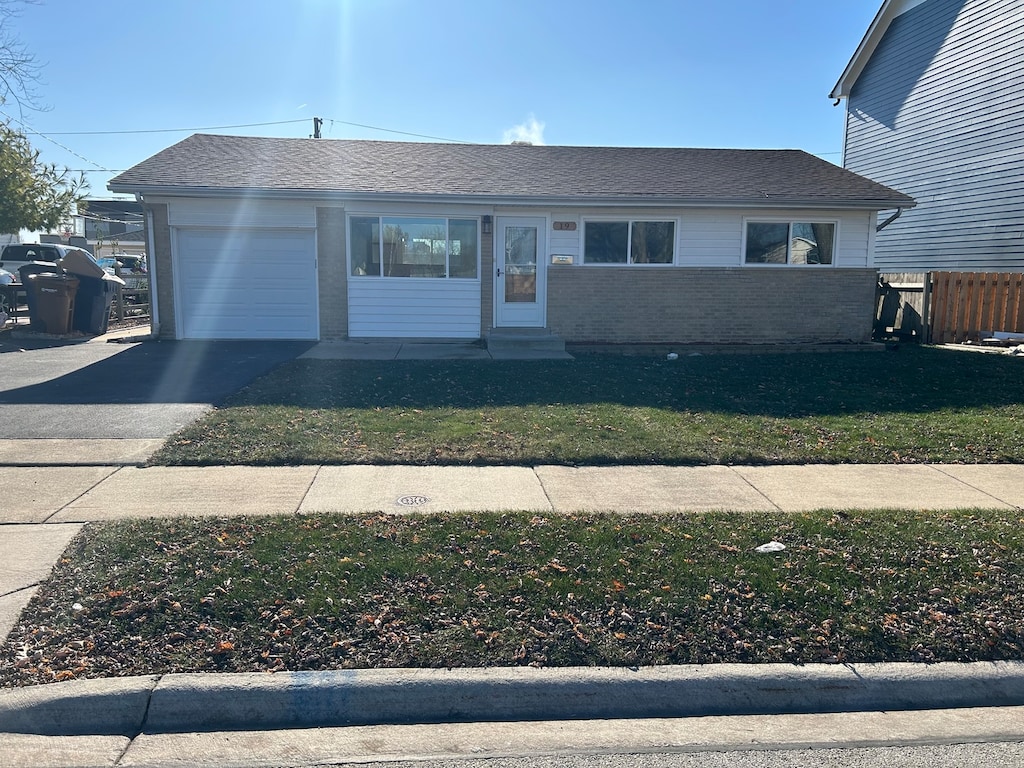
[744, 221, 836, 265]
[583, 220, 675, 264]
[350, 216, 479, 278]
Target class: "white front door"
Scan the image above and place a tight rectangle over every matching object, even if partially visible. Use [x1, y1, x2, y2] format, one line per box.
[495, 217, 546, 327]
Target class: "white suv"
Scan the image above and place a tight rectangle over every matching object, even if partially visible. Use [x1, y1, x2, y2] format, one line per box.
[0, 243, 88, 279]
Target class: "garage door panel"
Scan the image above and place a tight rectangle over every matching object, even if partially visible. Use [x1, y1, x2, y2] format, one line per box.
[176, 229, 317, 340]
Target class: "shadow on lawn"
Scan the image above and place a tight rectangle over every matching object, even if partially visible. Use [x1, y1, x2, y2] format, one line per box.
[233, 346, 1024, 419]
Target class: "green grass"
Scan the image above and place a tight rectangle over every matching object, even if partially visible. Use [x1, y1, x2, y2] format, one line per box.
[151, 346, 1024, 466]
[4, 509, 1023, 685]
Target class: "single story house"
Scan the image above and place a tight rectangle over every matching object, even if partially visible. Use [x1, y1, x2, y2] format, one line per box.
[108, 135, 914, 345]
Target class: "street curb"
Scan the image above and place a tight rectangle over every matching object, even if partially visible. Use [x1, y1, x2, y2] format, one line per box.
[0, 675, 158, 736]
[3, 662, 1024, 736]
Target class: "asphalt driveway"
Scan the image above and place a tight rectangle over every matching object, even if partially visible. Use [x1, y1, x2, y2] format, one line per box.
[0, 337, 314, 439]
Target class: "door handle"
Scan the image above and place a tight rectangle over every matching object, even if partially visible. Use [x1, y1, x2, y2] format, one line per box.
[496, 268, 502, 277]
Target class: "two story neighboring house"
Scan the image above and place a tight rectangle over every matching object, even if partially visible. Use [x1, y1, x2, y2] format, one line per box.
[79, 199, 147, 260]
[831, 0, 1024, 272]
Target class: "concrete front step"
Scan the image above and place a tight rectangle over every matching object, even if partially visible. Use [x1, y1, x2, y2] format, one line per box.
[486, 329, 567, 353]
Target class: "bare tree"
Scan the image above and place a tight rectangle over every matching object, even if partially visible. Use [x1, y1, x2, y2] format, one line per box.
[0, 1, 86, 234]
[0, 0, 41, 113]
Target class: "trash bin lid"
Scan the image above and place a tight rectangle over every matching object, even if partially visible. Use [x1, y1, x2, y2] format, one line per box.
[101, 272, 126, 287]
[58, 249, 105, 278]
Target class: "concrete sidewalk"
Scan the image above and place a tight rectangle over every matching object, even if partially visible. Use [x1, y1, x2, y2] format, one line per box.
[2, 461, 1022, 525]
[2, 460, 1023, 640]
[2, 460, 1024, 764]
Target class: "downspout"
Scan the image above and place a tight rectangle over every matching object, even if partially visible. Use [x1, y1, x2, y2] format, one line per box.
[876, 207, 904, 232]
[140, 193, 161, 338]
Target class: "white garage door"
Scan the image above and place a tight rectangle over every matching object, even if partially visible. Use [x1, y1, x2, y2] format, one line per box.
[175, 229, 318, 339]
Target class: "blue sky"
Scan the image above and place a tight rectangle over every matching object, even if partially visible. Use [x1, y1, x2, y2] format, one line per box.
[3, 0, 877, 198]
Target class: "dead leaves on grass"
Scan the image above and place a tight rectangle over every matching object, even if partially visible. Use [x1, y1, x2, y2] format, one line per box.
[3, 511, 1024, 686]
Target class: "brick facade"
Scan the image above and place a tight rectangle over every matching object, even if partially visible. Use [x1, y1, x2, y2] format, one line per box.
[546, 267, 878, 344]
[479, 222, 494, 336]
[144, 203, 175, 339]
[316, 207, 347, 340]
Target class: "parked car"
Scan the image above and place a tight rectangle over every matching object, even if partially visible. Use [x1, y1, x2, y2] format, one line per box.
[0, 243, 93, 279]
[113, 254, 147, 273]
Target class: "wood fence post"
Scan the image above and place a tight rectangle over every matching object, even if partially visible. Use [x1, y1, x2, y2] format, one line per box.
[923, 272, 932, 344]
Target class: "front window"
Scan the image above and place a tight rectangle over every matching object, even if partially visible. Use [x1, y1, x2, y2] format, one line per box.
[584, 220, 675, 264]
[745, 221, 835, 265]
[350, 216, 479, 278]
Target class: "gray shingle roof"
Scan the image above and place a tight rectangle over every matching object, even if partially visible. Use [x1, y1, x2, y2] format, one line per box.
[108, 134, 914, 208]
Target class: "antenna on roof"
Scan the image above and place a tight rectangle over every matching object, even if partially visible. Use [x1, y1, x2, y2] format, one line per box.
[312, 117, 323, 139]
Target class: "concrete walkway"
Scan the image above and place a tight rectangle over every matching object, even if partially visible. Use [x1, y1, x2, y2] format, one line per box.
[2, 449, 1023, 762]
[2, 458, 1023, 639]
[299, 339, 573, 360]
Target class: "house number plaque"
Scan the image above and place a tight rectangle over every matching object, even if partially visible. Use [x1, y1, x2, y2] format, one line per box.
[552, 221, 577, 231]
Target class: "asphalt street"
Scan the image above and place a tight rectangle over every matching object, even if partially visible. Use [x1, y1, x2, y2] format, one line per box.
[333, 744, 1024, 768]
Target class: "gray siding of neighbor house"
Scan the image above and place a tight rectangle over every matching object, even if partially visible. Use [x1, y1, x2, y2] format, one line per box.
[844, 0, 1024, 271]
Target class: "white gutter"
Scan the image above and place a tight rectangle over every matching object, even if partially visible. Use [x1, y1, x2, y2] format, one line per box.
[110, 186, 913, 212]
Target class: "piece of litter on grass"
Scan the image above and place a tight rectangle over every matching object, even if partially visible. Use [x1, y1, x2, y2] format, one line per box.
[666, 352, 679, 360]
[755, 541, 786, 553]
[72, 603, 84, 612]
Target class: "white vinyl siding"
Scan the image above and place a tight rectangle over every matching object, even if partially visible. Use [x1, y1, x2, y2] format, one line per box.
[162, 198, 316, 229]
[348, 279, 480, 338]
[534, 209, 871, 268]
[677, 211, 745, 266]
[174, 228, 318, 340]
[548, 213, 580, 262]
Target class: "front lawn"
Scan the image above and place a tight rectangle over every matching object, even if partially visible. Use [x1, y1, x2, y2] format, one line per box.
[3, 508, 1022, 686]
[151, 346, 1024, 466]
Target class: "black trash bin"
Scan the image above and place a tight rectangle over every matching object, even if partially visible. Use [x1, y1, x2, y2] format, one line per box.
[17, 261, 58, 331]
[71, 273, 120, 335]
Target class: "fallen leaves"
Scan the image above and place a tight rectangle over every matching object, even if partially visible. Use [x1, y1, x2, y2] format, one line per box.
[3, 509, 1024, 687]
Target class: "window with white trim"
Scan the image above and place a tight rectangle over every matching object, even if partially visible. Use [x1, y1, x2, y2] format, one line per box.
[583, 219, 675, 264]
[744, 221, 836, 265]
[350, 216, 478, 278]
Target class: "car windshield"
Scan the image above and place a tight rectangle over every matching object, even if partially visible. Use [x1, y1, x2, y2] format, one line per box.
[3, 245, 59, 261]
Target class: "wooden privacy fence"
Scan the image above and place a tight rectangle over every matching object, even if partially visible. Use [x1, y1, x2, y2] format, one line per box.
[876, 272, 1024, 344]
[930, 272, 1024, 344]
[876, 273, 928, 341]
